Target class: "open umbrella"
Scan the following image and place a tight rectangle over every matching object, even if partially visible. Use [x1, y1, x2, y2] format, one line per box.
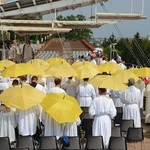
[2, 63, 41, 77]
[27, 59, 49, 71]
[45, 63, 78, 78]
[113, 70, 139, 83]
[40, 93, 82, 123]
[89, 75, 127, 91]
[47, 58, 69, 68]
[0, 85, 46, 110]
[98, 62, 122, 74]
[72, 61, 97, 69]
[0, 60, 15, 71]
[134, 67, 150, 77]
[76, 64, 99, 79]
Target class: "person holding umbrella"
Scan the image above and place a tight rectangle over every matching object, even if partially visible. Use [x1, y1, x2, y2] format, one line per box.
[42, 78, 66, 139]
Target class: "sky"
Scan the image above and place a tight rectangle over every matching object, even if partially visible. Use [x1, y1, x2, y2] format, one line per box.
[5, 0, 150, 39]
[43, 0, 150, 39]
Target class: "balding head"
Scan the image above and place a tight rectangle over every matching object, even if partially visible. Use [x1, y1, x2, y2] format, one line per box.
[128, 78, 135, 86]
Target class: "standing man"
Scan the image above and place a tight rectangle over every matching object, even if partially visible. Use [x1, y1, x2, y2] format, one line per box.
[76, 78, 96, 107]
[121, 78, 141, 127]
[22, 36, 34, 62]
[89, 88, 116, 149]
[42, 78, 66, 139]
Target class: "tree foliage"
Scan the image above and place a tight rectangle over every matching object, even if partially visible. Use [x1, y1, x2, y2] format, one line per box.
[102, 32, 150, 67]
[53, 14, 93, 40]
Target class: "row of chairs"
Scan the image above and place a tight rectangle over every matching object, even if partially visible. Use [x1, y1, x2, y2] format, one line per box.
[80, 106, 123, 125]
[80, 118, 134, 137]
[0, 126, 144, 150]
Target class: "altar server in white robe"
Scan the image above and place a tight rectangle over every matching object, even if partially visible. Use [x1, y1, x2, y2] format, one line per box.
[110, 90, 123, 107]
[15, 106, 40, 136]
[144, 82, 150, 123]
[63, 117, 81, 137]
[42, 78, 66, 139]
[120, 78, 141, 127]
[62, 76, 78, 98]
[76, 78, 96, 107]
[30, 76, 47, 93]
[0, 106, 17, 143]
[89, 88, 116, 149]
[30, 76, 47, 124]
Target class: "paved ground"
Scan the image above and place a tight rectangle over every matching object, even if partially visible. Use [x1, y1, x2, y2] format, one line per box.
[127, 121, 150, 150]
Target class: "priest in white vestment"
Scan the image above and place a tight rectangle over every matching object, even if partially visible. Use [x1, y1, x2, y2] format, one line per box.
[110, 90, 123, 107]
[89, 88, 116, 149]
[63, 118, 81, 137]
[42, 78, 66, 139]
[30, 76, 47, 124]
[0, 107, 16, 143]
[144, 82, 150, 123]
[76, 78, 96, 107]
[120, 78, 141, 127]
[15, 106, 40, 136]
[62, 77, 78, 98]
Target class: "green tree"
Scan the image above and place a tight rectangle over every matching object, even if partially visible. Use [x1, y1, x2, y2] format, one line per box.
[53, 14, 93, 40]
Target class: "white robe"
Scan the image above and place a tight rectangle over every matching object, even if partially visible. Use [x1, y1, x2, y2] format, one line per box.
[41, 111, 64, 139]
[63, 118, 81, 137]
[42, 86, 66, 139]
[35, 83, 47, 122]
[15, 106, 39, 136]
[111, 90, 123, 107]
[121, 86, 141, 127]
[76, 83, 96, 107]
[62, 80, 78, 98]
[48, 87, 66, 94]
[0, 110, 16, 142]
[135, 80, 145, 108]
[144, 84, 150, 123]
[89, 95, 116, 149]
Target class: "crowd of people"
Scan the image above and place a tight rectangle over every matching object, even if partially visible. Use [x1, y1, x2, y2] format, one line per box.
[0, 71, 149, 149]
[0, 48, 150, 149]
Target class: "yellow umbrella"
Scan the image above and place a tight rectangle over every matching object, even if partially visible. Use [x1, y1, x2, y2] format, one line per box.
[127, 67, 138, 73]
[2, 63, 41, 77]
[0, 60, 15, 71]
[134, 67, 150, 77]
[40, 93, 82, 123]
[98, 62, 122, 74]
[27, 59, 49, 71]
[45, 63, 78, 78]
[0, 85, 46, 110]
[47, 58, 69, 68]
[29, 64, 46, 77]
[76, 64, 99, 79]
[113, 70, 139, 83]
[89, 75, 127, 91]
[72, 61, 97, 69]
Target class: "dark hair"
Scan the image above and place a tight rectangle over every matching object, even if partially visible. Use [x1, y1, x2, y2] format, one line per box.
[12, 79, 19, 86]
[19, 75, 27, 81]
[30, 82, 37, 88]
[54, 78, 61, 85]
[98, 88, 106, 94]
[68, 76, 73, 80]
[83, 78, 89, 81]
[31, 76, 38, 82]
